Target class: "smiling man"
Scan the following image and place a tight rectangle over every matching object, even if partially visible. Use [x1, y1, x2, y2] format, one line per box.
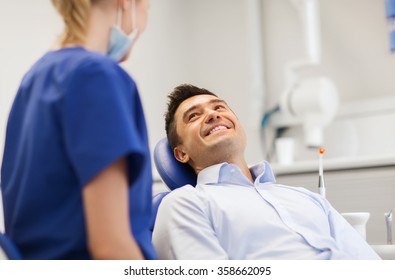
[152, 84, 380, 260]
[171, 91, 251, 181]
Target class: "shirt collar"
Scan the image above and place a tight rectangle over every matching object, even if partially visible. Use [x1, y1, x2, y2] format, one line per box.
[197, 161, 276, 186]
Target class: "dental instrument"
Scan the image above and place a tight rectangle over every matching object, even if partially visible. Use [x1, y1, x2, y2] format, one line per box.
[385, 208, 393, 244]
[318, 147, 325, 198]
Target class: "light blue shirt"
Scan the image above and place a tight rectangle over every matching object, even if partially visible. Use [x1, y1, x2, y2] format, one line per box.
[153, 161, 380, 260]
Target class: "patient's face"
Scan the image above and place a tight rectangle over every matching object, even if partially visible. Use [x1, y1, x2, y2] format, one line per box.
[173, 94, 246, 170]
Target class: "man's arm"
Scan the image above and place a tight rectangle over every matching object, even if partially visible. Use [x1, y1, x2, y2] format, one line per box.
[82, 157, 144, 259]
[326, 204, 381, 259]
[152, 186, 228, 259]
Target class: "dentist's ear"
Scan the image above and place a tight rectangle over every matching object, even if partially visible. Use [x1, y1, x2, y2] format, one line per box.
[173, 146, 189, 164]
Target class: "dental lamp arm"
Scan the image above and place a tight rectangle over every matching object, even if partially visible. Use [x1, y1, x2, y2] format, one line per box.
[269, 0, 338, 148]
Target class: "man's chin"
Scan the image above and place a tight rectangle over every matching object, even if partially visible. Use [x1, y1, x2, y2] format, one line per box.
[206, 136, 240, 152]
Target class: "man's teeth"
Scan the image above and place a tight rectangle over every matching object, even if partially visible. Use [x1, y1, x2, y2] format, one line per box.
[209, 125, 227, 135]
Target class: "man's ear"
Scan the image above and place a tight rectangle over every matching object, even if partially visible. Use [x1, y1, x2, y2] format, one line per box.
[173, 146, 189, 163]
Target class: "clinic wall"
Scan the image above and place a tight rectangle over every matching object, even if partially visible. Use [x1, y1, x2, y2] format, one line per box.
[261, 0, 395, 161]
[0, 0, 265, 170]
[2, 0, 394, 170]
[262, 0, 395, 105]
[128, 0, 266, 167]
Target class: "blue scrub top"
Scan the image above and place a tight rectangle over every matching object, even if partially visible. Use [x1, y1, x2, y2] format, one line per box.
[1, 47, 156, 259]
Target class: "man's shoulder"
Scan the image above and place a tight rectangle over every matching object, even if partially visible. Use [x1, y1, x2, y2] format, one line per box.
[161, 185, 204, 207]
[164, 185, 198, 198]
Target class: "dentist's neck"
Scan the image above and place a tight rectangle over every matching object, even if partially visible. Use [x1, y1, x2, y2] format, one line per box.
[84, 5, 117, 54]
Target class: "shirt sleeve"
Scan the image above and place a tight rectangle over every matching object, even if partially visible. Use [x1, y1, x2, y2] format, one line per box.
[152, 186, 229, 260]
[62, 59, 145, 186]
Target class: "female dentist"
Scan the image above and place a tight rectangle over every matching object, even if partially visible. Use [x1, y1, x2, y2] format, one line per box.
[1, 0, 155, 260]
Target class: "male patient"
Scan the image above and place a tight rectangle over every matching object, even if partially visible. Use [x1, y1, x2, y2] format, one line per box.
[152, 84, 380, 260]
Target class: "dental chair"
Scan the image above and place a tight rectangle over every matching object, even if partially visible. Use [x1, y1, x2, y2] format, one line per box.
[153, 137, 196, 189]
[151, 137, 196, 231]
[0, 232, 22, 260]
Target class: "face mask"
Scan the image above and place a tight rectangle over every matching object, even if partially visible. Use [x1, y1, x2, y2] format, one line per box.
[107, 0, 139, 62]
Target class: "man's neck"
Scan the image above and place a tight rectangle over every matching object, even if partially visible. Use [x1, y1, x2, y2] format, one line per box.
[231, 159, 254, 183]
[195, 158, 254, 183]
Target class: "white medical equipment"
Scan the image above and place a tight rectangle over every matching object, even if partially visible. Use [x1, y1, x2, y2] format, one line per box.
[269, 0, 339, 148]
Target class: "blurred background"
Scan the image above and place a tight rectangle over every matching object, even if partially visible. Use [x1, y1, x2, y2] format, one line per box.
[1, 0, 394, 245]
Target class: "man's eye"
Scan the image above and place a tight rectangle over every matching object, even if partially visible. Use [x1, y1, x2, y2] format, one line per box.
[188, 113, 198, 120]
[215, 105, 225, 110]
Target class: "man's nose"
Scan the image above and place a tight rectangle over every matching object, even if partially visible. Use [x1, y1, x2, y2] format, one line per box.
[204, 109, 221, 123]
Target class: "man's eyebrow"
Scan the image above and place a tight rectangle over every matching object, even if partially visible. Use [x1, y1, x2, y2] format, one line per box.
[209, 99, 227, 106]
[182, 98, 228, 121]
[182, 104, 199, 121]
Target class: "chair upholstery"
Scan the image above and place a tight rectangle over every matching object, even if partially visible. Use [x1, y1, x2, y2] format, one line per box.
[151, 137, 197, 232]
[0, 232, 22, 260]
[149, 191, 170, 232]
[153, 137, 196, 190]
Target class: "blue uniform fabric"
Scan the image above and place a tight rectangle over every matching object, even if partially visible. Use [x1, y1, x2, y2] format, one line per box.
[1, 47, 156, 259]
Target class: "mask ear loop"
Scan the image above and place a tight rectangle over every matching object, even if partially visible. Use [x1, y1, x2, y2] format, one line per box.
[130, 0, 139, 37]
[116, 0, 138, 37]
[116, 0, 123, 28]
[131, 0, 137, 31]
[129, 0, 139, 40]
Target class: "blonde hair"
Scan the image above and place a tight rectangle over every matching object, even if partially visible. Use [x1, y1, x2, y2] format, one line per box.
[51, 0, 96, 46]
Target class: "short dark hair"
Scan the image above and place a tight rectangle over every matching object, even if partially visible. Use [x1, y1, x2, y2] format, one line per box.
[165, 84, 217, 149]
